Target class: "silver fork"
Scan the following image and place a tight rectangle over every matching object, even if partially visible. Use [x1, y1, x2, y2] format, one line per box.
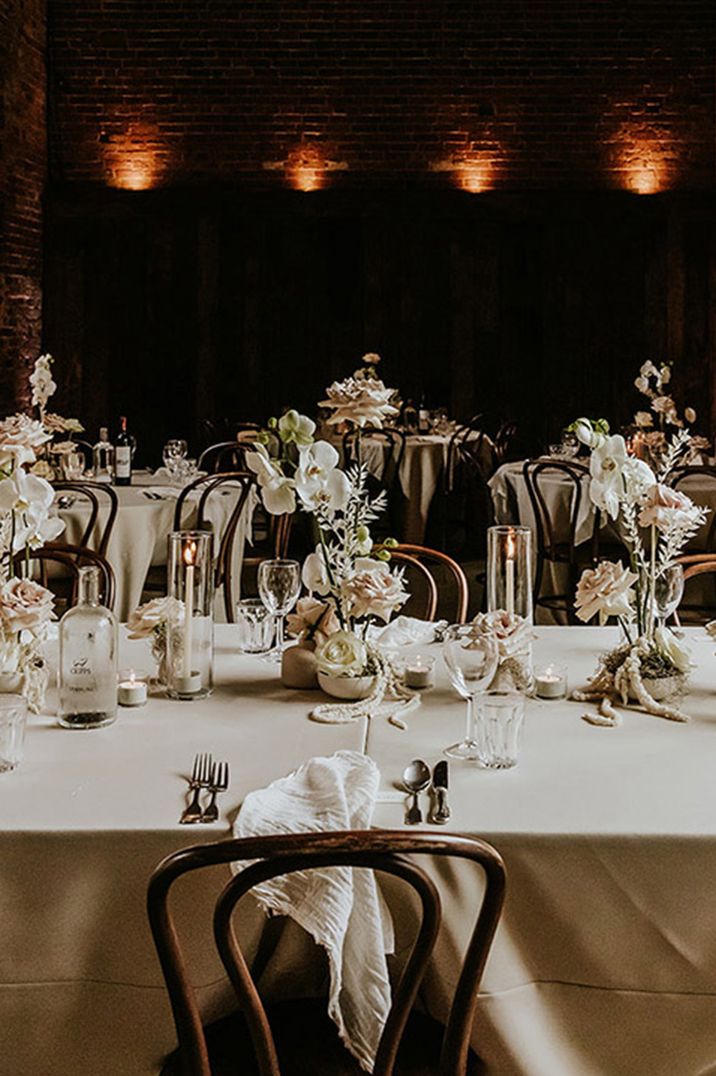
[179, 752, 213, 824]
[200, 761, 230, 824]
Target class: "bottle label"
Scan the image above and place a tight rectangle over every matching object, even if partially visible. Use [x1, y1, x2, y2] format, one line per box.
[115, 446, 131, 478]
[65, 657, 97, 693]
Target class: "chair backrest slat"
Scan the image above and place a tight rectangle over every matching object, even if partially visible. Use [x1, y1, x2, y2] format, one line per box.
[53, 481, 119, 557]
[14, 543, 115, 610]
[379, 543, 469, 623]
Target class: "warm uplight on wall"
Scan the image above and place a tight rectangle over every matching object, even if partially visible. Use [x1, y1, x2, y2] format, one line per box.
[102, 123, 167, 190]
[263, 143, 348, 191]
[610, 125, 676, 194]
[431, 153, 500, 192]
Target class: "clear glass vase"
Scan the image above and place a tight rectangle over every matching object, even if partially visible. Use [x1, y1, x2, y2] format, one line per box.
[166, 531, 214, 700]
[487, 526, 533, 621]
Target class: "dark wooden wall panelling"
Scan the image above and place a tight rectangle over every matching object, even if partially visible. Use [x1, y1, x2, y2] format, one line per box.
[44, 189, 716, 466]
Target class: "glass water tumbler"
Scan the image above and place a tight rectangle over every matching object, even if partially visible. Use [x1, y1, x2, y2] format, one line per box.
[167, 531, 214, 700]
[58, 565, 118, 729]
[0, 695, 28, 772]
[487, 525, 533, 621]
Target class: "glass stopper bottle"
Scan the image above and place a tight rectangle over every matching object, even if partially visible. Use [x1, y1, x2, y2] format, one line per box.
[58, 566, 118, 729]
[92, 427, 114, 484]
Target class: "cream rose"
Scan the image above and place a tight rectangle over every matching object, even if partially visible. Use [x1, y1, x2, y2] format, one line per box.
[574, 562, 638, 623]
[341, 559, 408, 623]
[315, 630, 367, 677]
[319, 377, 399, 429]
[127, 596, 184, 638]
[471, 610, 534, 659]
[0, 578, 55, 634]
[286, 597, 340, 644]
[638, 484, 703, 532]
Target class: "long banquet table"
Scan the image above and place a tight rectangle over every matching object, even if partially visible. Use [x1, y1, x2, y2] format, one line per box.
[2, 625, 716, 1075]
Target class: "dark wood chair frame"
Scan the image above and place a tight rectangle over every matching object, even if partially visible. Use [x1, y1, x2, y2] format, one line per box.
[522, 458, 599, 621]
[53, 481, 119, 557]
[173, 472, 256, 622]
[673, 553, 716, 625]
[147, 830, 506, 1076]
[378, 544, 470, 623]
[13, 542, 116, 611]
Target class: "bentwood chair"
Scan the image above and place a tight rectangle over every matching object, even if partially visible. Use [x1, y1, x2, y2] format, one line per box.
[377, 544, 470, 623]
[523, 458, 600, 622]
[53, 481, 119, 557]
[198, 442, 253, 475]
[14, 543, 115, 612]
[148, 830, 506, 1076]
[674, 554, 716, 625]
[173, 473, 256, 622]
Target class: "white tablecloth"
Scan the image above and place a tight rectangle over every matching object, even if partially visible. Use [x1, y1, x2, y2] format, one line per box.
[3, 625, 716, 1074]
[57, 472, 252, 621]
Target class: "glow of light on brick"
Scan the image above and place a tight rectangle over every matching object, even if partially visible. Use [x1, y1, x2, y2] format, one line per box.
[112, 159, 156, 191]
[286, 145, 327, 191]
[430, 153, 499, 193]
[457, 163, 494, 193]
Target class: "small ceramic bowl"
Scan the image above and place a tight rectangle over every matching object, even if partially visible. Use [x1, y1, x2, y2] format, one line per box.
[317, 672, 377, 701]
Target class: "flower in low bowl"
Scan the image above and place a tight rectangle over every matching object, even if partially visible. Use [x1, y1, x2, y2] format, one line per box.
[317, 671, 377, 701]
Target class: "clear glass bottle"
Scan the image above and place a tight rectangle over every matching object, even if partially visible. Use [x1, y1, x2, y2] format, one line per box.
[58, 566, 118, 729]
[92, 427, 114, 484]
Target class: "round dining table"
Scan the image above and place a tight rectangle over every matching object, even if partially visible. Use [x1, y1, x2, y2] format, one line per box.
[56, 471, 253, 621]
[2, 623, 716, 1075]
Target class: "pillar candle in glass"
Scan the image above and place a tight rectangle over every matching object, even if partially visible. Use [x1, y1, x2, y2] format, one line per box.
[487, 526, 533, 621]
[167, 531, 214, 700]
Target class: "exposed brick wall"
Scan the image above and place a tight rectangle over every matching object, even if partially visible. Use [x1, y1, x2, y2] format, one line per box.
[48, 0, 715, 192]
[0, 0, 46, 411]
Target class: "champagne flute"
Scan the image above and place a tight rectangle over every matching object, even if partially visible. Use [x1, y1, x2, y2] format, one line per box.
[443, 624, 500, 760]
[258, 559, 301, 663]
[654, 563, 685, 629]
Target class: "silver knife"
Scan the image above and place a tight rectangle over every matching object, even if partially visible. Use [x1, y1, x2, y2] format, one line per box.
[430, 761, 451, 825]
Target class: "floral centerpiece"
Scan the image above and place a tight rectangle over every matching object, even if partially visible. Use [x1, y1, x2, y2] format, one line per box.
[27, 354, 84, 480]
[0, 411, 65, 711]
[568, 414, 707, 725]
[630, 360, 709, 469]
[127, 596, 185, 686]
[470, 610, 535, 693]
[246, 376, 412, 714]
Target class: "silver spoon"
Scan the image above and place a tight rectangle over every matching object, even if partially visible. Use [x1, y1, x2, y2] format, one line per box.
[402, 759, 431, 825]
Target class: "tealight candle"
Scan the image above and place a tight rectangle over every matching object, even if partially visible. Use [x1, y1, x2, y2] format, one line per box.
[535, 664, 568, 700]
[117, 669, 148, 707]
[404, 655, 436, 690]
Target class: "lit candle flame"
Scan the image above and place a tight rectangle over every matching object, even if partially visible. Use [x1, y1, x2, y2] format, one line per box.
[506, 531, 516, 559]
[183, 541, 197, 567]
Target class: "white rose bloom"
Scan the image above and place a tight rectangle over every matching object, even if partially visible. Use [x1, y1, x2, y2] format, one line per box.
[319, 377, 399, 428]
[295, 441, 350, 514]
[315, 630, 367, 677]
[340, 558, 408, 622]
[574, 561, 638, 623]
[245, 445, 296, 515]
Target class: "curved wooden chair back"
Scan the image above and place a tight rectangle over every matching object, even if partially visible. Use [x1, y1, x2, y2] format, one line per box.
[147, 830, 506, 1076]
[342, 428, 406, 493]
[523, 459, 594, 617]
[677, 553, 716, 581]
[671, 554, 716, 625]
[493, 421, 517, 464]
[173, 472, 256, 622]
[669, 466, 716, 552]
[14, 543, 115, 611]
[201, 419, 262, 444]
[198, 442, 252, 475]
[53, 481, 119, 557]
[379, 544, 470, 622]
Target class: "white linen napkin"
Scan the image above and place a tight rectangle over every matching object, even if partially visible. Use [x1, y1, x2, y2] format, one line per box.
[233, 750, 394, 1072]
[373, 615, 447, 647]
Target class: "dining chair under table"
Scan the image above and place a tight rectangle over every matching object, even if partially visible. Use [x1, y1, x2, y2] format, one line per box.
[52, 480, 119, 557]
[376, 544, 470, 623]
[14, 542, 116, 612]
[148, 830, 505, 1076]
[674, 553, 716, 625]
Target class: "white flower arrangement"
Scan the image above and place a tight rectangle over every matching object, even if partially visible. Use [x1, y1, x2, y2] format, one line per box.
[630, 361, 709, 467]
[570, 415, 708, 724]
[26, 355, 84, 480]
[319, 376, 399, 429]
[246, 401, 408, 679]
[127, 596, 185, 684]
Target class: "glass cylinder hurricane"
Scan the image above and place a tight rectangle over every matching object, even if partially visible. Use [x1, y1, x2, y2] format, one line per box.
[487, 526, 533, 622]
[167, 531, 214, 700]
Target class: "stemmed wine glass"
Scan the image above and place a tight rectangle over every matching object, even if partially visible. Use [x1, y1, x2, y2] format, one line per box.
[654, 563, 685, 629]
[443, 624, 500, 760]
[163, 439, 188, 476]
[258, 559, 302, 663]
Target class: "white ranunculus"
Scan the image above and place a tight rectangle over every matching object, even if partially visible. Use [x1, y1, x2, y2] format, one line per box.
[302, 547, 331, 595]
[295, 441, 350, 514]
[245, 445, 296, 515]
[653, 626, 691, 674]
[277, 410, 315, 447]
[574, 561, 638, 623]
[315, 630, 367, 677]
[319, 377, 399, 429]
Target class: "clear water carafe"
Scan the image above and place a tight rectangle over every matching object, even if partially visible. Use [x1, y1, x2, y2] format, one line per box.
[58, 566, 118, 729]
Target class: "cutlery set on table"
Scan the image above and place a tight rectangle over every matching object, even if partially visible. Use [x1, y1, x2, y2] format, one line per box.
[179, 752, 231, 824]
[402, 759, 450, 825]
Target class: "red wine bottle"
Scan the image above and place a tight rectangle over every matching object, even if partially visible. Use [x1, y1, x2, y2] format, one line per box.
[114, 416, 132, 486]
